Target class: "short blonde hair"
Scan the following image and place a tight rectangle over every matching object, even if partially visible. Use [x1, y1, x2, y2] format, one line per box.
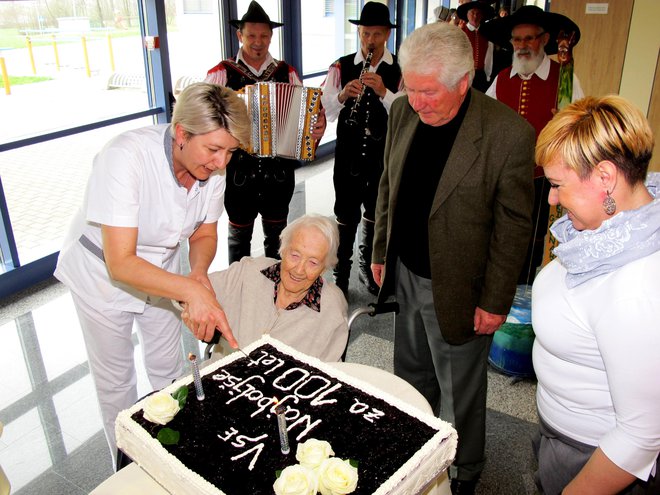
[171, 82, 250, 148]
[279, 215, 339, 269]
[536, 95, 654, 185]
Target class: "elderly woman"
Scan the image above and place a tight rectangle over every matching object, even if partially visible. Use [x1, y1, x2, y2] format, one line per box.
[209, 214, 349, 362]
[55, 83, 250, 466]
[532, 95, 660, 494]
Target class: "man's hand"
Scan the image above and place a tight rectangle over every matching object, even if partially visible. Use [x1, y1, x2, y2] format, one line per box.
[473, 307, 506, 335]
[361, 72, 386, 98]
[312, 108, 327, 141]
[339, 78, 363, 104]
[371, 263, 384, 287]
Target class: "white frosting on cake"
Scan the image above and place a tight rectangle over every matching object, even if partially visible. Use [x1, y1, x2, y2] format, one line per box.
[116, 336, 457, 495]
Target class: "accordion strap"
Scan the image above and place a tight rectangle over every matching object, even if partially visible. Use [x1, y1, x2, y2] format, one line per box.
[224, 59, 284, 84]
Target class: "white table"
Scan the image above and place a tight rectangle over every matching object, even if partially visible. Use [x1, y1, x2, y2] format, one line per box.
[91, 362, 451, 495]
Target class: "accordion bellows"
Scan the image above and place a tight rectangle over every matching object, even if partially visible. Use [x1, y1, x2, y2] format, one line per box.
[239, 82, 322, 161]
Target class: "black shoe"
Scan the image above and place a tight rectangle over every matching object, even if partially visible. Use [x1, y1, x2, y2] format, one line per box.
[358, 265, 379, 295]
[450, 478, 478, 495]
[357, 219, 379, 295]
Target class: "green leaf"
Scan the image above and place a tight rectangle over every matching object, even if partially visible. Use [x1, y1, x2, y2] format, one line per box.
[349, 459, 359, 468]
[172, 386, 188, 409]
[275, 469, 283, 478]
[157, 428, 180, 445]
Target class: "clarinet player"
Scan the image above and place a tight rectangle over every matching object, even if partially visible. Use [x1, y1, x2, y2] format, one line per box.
[321, 2, 403, 299]
[205, 1, 326, 263]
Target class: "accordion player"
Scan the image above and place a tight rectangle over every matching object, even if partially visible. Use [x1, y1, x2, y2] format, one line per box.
[238, 82, 323, 161]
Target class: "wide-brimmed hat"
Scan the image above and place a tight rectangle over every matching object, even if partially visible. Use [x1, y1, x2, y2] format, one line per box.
[456, 1, 496, 23]
[349, 2, 397, 28]
[229, 1, 283, 29]
[480, 5, 580, 55]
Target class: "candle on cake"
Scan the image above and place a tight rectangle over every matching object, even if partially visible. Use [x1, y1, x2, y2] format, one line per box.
[274, 399, 290, 455]
[188, 353, 205, 401]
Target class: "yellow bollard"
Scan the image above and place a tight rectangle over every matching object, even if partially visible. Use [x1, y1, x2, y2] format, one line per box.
[107, 33, 115, 72]
[52, 34, 60, 71]
[1, 57, 11, 95]
[81, 35, 91, 77]
[26, 36, 36, 75]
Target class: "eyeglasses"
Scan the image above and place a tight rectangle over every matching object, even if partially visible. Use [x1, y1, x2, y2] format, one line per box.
[510, 32, 545, 45]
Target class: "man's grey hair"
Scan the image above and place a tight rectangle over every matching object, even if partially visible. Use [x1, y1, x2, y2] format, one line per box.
[399, 22, 474, 89]
[279, 214, 339, 268]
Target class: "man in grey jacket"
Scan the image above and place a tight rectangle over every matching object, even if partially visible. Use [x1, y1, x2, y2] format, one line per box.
[371, 23, 534, 495]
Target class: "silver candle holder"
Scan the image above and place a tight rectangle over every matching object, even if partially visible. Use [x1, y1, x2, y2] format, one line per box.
[188, 353, 205, 401]
[275, 403, 290, 454]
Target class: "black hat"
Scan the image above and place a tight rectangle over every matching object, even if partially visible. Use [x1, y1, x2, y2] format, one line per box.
[480, 5, 580, 55]
[456, 1, 496, 23]
[229, 1, 283, 29]
[349, 2, 397, 28]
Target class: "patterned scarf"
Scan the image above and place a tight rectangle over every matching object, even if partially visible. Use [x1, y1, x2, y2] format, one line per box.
[551, 172, 660, 288]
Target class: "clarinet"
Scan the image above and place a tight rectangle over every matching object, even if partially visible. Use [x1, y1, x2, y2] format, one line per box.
[345, 49, 374, 127]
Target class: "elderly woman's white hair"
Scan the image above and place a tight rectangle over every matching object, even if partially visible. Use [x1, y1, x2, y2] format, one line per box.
[398, 22, 475, 89]
[278, 214, 339, 268]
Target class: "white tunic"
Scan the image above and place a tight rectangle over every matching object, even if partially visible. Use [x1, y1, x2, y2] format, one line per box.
[55, 124, 225, 312]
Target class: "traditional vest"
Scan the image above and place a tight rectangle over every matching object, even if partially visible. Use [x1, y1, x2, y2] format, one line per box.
[462, 25, 488, 71]
[495, 60, 561, 138]
[336, 53, 401, 141]
[206, 57, 292, 91]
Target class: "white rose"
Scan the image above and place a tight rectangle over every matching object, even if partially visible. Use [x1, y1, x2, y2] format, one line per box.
[143, 391, 180, 425]
[318, 458, 358, 495]
[296, 439, 335, 469]
[273, 464, 318, 495]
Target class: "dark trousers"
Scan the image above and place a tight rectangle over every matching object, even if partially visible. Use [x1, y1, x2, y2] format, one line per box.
[533, 417, 660, 495]
[224, 150, 296, 226]
[224, 150, 296, 262]
[332, 149, 382, 226]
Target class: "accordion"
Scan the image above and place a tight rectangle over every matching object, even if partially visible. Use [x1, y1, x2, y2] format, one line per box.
[239, 82, 322, 161]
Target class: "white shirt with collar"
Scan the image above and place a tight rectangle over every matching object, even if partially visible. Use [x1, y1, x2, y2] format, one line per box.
[321, 48, 404, 123]
[204, 48, 302, 86]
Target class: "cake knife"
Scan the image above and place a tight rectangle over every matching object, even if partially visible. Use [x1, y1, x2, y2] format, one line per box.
[171, 299, 257, 364]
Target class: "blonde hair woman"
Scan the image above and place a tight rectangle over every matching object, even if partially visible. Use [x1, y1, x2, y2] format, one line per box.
[532, 95, 660, 494]
[55, 83, 250, 468]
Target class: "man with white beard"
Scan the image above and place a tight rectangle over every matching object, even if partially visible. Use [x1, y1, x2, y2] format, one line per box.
[483, 5, 583, 282]
[484, 6, 584, 138]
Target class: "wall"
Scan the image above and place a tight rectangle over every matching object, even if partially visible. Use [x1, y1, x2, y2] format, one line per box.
[620, 0, 660, 171]
[551, 0, 659, 171]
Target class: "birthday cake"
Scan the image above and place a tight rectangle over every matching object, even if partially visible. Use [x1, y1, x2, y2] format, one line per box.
[116, 336, 457, 494]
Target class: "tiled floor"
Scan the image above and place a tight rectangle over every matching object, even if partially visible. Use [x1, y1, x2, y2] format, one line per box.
[0, 156, 540, 495]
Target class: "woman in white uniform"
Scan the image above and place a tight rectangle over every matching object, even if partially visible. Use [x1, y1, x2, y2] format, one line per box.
[55, 83, 250, 467]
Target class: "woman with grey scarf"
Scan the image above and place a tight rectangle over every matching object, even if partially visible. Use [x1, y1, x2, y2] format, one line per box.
[531, 95, 660, 495]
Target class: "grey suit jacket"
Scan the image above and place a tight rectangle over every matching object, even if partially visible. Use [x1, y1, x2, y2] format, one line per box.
[373, 89, 535, 345]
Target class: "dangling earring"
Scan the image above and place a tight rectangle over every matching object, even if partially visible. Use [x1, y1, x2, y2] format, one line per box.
[179, 143, 184, 151]
[603, 190, 616, 215]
